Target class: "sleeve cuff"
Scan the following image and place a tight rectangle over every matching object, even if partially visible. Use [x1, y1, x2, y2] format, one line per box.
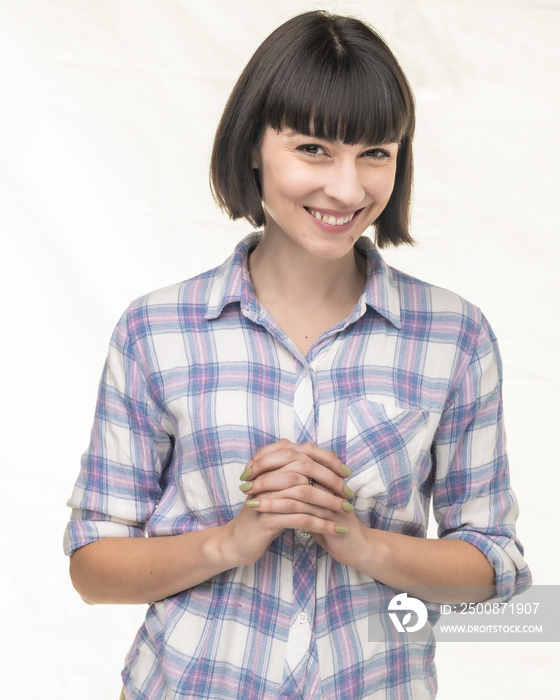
[443, 529, 532, 601]
[63, 514, 145, 556]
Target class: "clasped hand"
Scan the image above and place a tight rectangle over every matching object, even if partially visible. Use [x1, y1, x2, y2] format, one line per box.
[223, 439, 368, 569]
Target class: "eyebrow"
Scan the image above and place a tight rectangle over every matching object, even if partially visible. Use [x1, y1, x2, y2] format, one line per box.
[284, 130, 399, 149]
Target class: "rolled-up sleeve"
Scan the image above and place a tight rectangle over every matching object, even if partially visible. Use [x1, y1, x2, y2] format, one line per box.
[432, 314, 531, 600]
[63, 304, 172, 556]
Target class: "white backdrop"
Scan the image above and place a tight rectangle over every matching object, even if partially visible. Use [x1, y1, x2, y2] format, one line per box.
[1, 1, 558, 698]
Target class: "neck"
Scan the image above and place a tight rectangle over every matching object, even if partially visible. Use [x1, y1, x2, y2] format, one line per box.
[248, 233, 367, 308]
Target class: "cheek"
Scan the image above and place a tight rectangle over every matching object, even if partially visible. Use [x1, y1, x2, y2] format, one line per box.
[370, 170, 397, 204]
[261, 167, 311, 209]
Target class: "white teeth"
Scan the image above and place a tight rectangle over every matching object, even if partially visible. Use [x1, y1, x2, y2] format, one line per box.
[308, 209, 354, 225]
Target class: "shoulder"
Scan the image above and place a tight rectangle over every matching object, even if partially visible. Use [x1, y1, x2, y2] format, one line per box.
[374, 259, 500, 384]
[117, 235, 256, 341]
[132, 264, 224, 311]
[392, 266, 501, 388]
[109, 263, 235, 362]
[118, 268, 218, 336]
[390, 265, 479, 319]
[380, 265, 502, 403]
[362, 240, 484, 342]
[389, 264, 486, 341]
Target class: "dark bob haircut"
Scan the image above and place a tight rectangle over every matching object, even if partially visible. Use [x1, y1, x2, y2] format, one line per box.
[210, 11, 415, 248]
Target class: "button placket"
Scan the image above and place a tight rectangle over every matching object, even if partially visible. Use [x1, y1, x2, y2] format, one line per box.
[296, 529, 314, 548]
[285, 530, 317, 675]
[285, 352, 321, 680]
[293, 365, 315, 443]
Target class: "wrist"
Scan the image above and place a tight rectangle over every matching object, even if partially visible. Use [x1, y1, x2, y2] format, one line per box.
[197, 523, 241, 576]
[350, 524, 391, 579]
[208, 520, 253, 571]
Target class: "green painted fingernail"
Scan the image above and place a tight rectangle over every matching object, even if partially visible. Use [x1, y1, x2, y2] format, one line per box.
[343, 484, 354, 499]
[239, 467, 252, 481]
[335, 525, 349, 535]
[245, 500, 260, 508]
[341, 464, 353, 477]
[331, 450, 339, 457]
[239, 482, 252, 492]
[342, 502, 354, 513]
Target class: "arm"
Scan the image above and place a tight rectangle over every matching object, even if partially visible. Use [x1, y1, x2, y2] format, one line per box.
[69, 528, 235, 605]
[65, 298, 353, 606]
[312, 518, 496, 603]
[244, 445, 495, 602]
[248, 317, 530, 604]
[250, 469, 496, 603]
[69, 440, 353, 605]
[305, 315, 528, 603]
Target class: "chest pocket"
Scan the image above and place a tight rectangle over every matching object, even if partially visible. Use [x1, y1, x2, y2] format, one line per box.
[345, 399, 432, 510]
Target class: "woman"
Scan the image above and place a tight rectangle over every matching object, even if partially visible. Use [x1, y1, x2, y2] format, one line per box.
[65, 11, 530, 699]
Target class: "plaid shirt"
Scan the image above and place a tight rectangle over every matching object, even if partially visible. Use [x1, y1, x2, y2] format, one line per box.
[65, 234, 530, 699]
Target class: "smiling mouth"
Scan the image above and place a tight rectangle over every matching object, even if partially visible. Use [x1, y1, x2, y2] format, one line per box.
[305, 207, 360, 226]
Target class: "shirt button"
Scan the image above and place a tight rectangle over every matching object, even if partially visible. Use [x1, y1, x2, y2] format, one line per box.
[297, 612, 308, 624]
[300, 530, 310, 539]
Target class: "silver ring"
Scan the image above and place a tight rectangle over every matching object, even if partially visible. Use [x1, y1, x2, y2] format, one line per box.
[309, 478, 316, 487]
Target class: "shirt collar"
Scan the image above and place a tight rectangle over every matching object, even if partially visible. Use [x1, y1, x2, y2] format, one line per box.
[205, 233, 402, 329]
[205, 234, 260, 320]
[355, 236, 402, 329]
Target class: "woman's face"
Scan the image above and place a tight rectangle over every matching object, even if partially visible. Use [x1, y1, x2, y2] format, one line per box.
[252, 126, 398, 260]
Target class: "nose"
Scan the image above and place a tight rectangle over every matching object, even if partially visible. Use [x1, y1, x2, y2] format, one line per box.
[323, 159, 365, 207]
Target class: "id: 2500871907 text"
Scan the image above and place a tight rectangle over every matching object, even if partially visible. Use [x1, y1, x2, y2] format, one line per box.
[440, 602, 540, 615]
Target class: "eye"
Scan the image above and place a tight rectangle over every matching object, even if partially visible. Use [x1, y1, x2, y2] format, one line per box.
[296, 144, 327, 157]
[363, 148, 392, 160]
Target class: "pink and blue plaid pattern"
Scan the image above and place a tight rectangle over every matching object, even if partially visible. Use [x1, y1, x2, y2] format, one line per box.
[65, 234, 530, 698]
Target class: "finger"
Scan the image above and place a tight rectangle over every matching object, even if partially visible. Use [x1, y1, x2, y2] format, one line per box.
[241, 441, 354, 500]
[242, 465, 351, 501]
[246, 483, 354, 514]
[295, 442, 353, 478]
[243, 508, 349, 537]
[244, 440, 350, 480]
[246, 495, 337, 519]
[292, 445, 354, 498]
[245, 445, 315, 480]
[249, 438, 295, 462]
[239, 439, 298, 481]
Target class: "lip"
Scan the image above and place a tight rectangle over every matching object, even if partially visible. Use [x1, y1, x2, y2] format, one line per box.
[304, 206, 363, 233]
